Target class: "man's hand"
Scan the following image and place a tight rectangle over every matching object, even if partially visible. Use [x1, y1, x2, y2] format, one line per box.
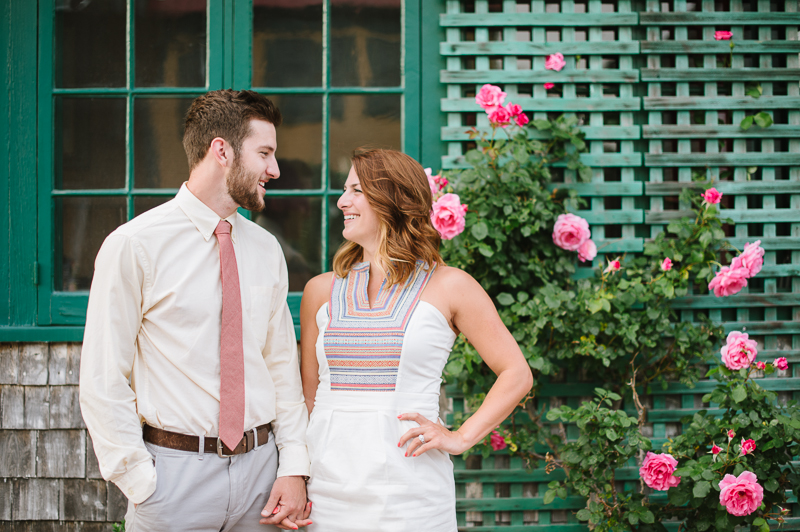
[260, 476, 311, 530]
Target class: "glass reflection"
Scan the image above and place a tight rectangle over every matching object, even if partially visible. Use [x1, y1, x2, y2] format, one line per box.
[135, 0, 206, 87]
[57, 196, 126, 291]
[253, 1, 322, 87]
[253, 197, 322, 292]
[55, 0, 126, 88]
[134, 195, 173, 217]
[331, 0, 401, 87]
[328, 94, 401, 188]
[134, 98, 194, 189]
[267, 95, 323, 189]
[56, 98, 126, 190]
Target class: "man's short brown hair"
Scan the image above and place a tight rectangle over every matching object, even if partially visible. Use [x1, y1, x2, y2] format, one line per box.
[182, 89, 282, 170]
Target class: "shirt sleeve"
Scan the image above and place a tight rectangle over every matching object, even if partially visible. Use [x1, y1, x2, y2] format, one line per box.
[79, 233, 157, 504]
[263, 246, 310, 478]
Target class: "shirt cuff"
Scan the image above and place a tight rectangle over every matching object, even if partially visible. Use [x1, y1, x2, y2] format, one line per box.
[113, 459, 157, 504]
[275, 444, 311, 478]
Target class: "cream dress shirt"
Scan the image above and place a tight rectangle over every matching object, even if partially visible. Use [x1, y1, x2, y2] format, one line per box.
[80, 184, 309, 504]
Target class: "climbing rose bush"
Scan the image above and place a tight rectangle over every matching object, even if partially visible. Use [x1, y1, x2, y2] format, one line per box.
[720, 331, 758, 370]
[431, 193, 467, 240]
[639, 452, 681, 491]
[719, 472, 763, 516]
[552, 213, 590, 251]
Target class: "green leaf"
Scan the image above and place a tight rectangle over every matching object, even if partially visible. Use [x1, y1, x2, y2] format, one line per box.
[668, 488, 690, 506]
[693, 480, 711, 498]
[543, 489, 556, 505]
[641, 511, 655, 524]
[606, 428, 619, 440]
[732, 385, 747, 403]
[470, 221, 489, 241]
[753, 518, 766, 526]
[745, 84, 762, 99]
[740, 115, 754, 130]
[628, 513, 639, 525]
[714, 512, 729, 530]
[532, 119, 551, 130]
[496, 293, 515, 306]
[754, 112, 773, 128]
[578, 165, 593, 182]
[576, 509, 591, 521]
[587, 299, 604, 314]
[765, 478, 779, 492]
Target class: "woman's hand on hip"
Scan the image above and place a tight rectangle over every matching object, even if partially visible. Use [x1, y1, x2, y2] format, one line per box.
[397, 412, 469, 457]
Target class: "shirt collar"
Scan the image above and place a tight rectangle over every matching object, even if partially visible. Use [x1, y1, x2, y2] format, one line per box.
[176, 183, 240, 244]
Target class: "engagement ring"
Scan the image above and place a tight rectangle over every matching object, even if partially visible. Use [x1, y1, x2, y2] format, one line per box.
[418, 434, 425, 444]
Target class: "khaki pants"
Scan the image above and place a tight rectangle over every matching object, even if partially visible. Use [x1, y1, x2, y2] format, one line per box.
[125, 433, 280, 532]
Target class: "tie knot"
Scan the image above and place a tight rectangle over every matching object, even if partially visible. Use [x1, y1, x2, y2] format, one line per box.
[214, 220, 232, 236]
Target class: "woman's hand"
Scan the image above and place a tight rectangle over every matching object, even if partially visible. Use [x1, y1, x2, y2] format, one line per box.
[397, 413, 470, 457]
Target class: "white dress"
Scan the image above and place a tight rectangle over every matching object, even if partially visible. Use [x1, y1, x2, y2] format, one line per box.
[306, 262, 458, 531]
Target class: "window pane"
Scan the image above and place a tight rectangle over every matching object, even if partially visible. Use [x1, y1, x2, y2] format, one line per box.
[57, 196, 127, 291]
[253, 1, 322, 87]
[269, 95, 322, 189]
[327, 195, 345, 270]
[55, 0, 126, 88]
[328, 94, 401, 189]
[135, 0, 206, 87]
[56, 98, 126, 190]
[134, 97, 193, 189]
[253, 197, 322, 292]
[331, 0, 401, 87]
[134, 195, 173, 217]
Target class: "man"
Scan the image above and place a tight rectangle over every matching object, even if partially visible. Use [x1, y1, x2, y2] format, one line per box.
[80, 90, 311, 531]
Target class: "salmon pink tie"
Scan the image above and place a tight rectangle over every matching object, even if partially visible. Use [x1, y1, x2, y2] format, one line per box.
[214, 220, 245, 451]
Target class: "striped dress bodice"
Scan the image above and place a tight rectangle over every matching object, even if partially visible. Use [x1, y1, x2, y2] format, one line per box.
[322, 261, 436, 392]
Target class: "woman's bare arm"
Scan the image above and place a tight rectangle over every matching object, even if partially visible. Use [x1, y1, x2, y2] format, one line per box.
[299, 272, 333, 416]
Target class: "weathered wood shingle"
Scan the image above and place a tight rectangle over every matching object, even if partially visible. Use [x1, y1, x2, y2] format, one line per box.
[12, 479, 59, 520]
[60, 479, 107, 521]
[36, 430, 85, 479]
[1, 385, 25, 429]
[48, 344, 81, 386]
[0, 344, 20, 384]
[0, 431, 35, 477]
[49, 386, 83, 429]
[23, 387, 49, 430]
[18, 344, 47, 386]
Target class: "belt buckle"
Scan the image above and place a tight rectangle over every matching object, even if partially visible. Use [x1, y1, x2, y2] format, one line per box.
[217, 438, 236, 458]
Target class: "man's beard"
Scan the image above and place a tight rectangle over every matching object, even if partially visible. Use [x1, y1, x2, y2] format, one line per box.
[226, 156, 265, 212]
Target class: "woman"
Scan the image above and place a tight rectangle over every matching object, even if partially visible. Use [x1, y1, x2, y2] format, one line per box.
[300, 148, 532, 531]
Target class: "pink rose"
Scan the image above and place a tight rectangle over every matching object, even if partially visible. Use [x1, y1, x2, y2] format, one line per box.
[639, 452, 681, 491]
[488, 105, 512, 127]
[774, 357, 788, 371]
[545, 53, 566, 72]
[720, 331, 758, 371]
[708, 266, 747, 297]
[552, 213, 591, 251]
[740, 438, 756, 456]
[661, 257, 673, 271]
[755, 361, 765, 370]
[719, 471, 763, 516]
[730, 240, 764, 279]
[490, 431, 507, 451]
[578, 239, 597, 263]
[728, 429, 736, 440]
[715, 31, 733, 40]
[515, 112, 529, 127]
[544, 82, 555, 90]
[506, 103, 522, 116]
[424, 167, 440, 198]
[711, 443, 722, 455]
[475, 84, 506, 111]
[701, 187, 722, 204]
[604, 258, 622, 274]
[431, 193, 467, 240]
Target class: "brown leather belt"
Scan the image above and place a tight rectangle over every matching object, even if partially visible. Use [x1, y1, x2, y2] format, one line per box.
[143, 423, 272, 457]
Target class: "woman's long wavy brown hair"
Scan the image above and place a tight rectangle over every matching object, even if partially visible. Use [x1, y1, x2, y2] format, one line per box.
[332, 148, 443, 286]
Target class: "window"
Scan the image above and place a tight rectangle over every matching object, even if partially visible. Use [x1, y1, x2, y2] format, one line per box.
[36, 0, 430, 328]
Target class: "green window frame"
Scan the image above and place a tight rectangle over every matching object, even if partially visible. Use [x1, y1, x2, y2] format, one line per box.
[24, 0, 445, 338]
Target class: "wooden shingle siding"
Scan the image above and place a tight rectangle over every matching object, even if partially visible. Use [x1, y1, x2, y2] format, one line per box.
[0, 344, 125, 527]
[440, 0, 799, 529]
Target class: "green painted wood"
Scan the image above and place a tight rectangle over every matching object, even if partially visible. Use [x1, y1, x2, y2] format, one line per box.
[725, 237, 800, 251]
[647, 209, 800, 224]
[645, 153, 798, 166]
[440, 13, 639, 27]
[671, 293, 800, 309]
[646, 181, 800, 196]
[442, 126, 641, 140]
[575, 211, 644, 225]
[0, 0, 8, 325]
[641, 40, 800, 53]
[643, 125, 800, 139]
[440, 41, 640, 55]
[641, 68, 800, 81]
[0, 326, 85, 342]
[442, 98, 641, 112]
[443, 154, 643, 169]
[638, 12, 800, 25]
[441, 69, 640, 84]
[419, 0, 447, 171]
[643, 96, 800, 110]
[404, 0, 423, 161]
[232, 0, 253, 89]
[546, 183, 643, 196]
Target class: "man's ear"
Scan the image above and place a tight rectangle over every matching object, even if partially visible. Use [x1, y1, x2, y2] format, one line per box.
[209, 137, 232, 167]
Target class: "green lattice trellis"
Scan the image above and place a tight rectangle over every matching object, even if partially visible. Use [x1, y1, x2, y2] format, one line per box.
[439, 0, 800, 530]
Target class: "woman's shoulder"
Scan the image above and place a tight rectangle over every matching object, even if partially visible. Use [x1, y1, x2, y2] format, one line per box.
[430, 264, 478, 290]
[301, 272, 335, 313]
